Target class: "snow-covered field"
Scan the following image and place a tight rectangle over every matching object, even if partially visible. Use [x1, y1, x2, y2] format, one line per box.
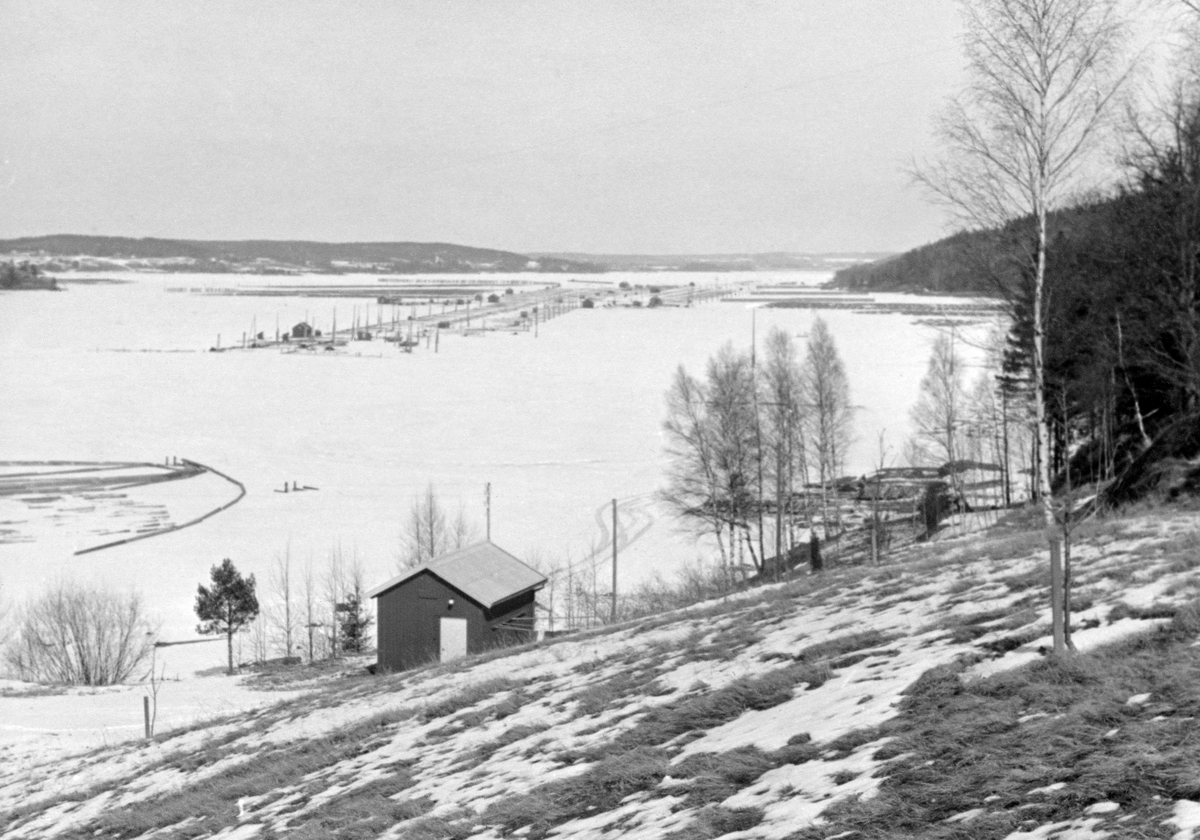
[2, 508, 1198, 839]
[0, 270, 992, 652]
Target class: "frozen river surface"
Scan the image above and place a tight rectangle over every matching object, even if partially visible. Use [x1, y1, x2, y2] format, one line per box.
[0, 270, 991, 657]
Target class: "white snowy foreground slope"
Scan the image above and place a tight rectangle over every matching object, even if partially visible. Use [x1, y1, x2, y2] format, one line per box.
[2, 510, 1199, 840]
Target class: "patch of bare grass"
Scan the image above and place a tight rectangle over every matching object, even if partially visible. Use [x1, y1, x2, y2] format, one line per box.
[563, 655, 671, 718]
[670, 746, 778, 806]
[663, 804, 764, 839]
[790, 629, 900, 665]
[420, 676, 521, 721]
[789, 602, 1200, 838]
[457, 722, 551, 769]
[480, 746, 671, 839]
[974, 530, 1051, 563]
[999, 565, 1046, 593]
[276, 781, 429, 840]
[1106, 602, 1179, 622]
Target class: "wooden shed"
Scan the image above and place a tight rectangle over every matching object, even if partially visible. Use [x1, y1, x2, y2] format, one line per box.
[290, 321, 315, 339]
[367, 541, 546, 673]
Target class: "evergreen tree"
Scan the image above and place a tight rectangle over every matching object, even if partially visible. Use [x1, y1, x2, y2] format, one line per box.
[337, 591, 373, 654]
[195, 558, 260, 674]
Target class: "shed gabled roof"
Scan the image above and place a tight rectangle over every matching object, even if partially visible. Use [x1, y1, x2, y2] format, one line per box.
[367, 541, 546, 608]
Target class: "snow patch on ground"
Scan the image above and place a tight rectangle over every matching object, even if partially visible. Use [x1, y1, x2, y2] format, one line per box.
[1170, 800, 1200, 840]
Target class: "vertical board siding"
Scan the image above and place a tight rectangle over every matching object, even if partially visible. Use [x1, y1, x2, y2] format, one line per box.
[375, 570, 538, 672]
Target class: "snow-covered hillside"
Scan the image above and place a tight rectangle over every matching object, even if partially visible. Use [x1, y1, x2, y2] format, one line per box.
[3, 509, 1200, 839]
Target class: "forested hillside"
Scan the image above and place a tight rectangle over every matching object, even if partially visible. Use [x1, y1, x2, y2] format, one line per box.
[831, 228, 1004, 294]
[832, 100, 1200, 508]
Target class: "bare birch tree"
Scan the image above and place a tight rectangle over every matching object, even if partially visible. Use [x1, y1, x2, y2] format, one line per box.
[760, 327, 808, 563]
[661, 366, 730, 568]
[324, 547, 344, 658]
[705, 343, 762, 573]
[269, 546, 298, 659]
[800, 318, 853, 546]
[301, 554, 323, 663]
[911, 331, 968, 474]
[399, 483, 479, 570]
[917, 0, 1130, 653]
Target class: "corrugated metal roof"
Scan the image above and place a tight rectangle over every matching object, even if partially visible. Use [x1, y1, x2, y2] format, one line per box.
[367, 541, 546, 608]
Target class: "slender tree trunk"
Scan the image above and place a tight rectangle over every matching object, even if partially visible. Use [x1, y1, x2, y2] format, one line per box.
[1035, 202, 1067, 655]
[1116, 311, 1153, 449]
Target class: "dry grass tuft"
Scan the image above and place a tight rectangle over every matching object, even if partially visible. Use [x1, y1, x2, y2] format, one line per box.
[420, 677, 521, 721]
[480, 746, 671, 839]
[671, 746, 779, 807]
[664, 804, 764, 839]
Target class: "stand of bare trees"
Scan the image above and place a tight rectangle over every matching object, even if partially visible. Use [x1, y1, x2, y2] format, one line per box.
[801, 318, 854, 548]
[399, 483, 479, 570]
[911, 332, 968, 474]
[662, 320, 852, 579]
[233, 544, 377, 668]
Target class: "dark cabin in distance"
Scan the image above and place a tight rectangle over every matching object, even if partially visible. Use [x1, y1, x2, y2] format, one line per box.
[368, 541, 547, 673]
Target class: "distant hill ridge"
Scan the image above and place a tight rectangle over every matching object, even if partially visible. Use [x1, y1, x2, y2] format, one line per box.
[0, 235, 601, 274]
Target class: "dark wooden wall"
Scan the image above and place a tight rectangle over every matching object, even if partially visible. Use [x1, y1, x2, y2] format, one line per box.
[375, 570, 537, 672]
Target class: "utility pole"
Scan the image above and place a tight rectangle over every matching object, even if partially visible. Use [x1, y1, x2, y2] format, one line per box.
[485, 482, 491, 541]
[611, 499, 618, 623]
[306, 621, 322, 663]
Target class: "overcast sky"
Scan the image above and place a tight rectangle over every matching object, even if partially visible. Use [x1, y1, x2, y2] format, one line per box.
[2, 2, 996, 253]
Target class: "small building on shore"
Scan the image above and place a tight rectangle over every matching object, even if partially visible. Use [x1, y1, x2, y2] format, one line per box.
[368, 541, 546, 673]
[290, 321, 315, 339]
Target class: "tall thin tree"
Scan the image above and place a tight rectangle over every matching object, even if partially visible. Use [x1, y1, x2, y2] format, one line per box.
[911, 331, 968, 486]
[760, 327, 807, 564]
[918, 0, 1130, 653]
[800, 318, 853, 548]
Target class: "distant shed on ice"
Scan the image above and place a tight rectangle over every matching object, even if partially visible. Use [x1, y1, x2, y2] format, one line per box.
[367, 541, 546, 673]
[290, 321, 315, 339]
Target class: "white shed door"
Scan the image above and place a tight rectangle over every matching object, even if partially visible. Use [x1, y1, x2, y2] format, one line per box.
[439, 617, 468, 662]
